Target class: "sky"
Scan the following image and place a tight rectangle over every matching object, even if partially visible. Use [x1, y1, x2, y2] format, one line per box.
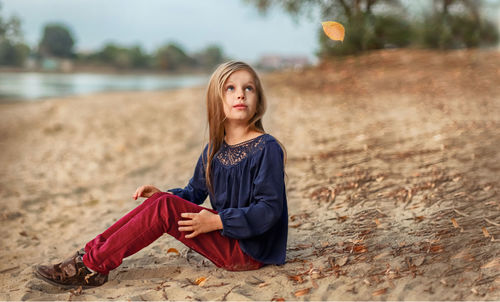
[0, 0, 322, 64]
[2, 0, 499, 64]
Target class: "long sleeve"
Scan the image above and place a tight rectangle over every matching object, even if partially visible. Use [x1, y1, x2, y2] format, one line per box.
[218, 141, 285, 239]
[167, 145, 208, 205]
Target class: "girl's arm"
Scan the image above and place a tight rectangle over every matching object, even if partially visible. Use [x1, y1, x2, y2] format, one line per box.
[219, 141, 286, 239]
[167, 145, 209, 205]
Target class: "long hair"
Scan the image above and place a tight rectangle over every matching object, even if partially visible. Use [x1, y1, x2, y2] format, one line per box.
[203, 61, 287, 195]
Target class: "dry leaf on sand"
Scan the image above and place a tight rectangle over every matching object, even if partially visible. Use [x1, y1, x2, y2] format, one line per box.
[337, 256, 349, 266]
[166, 248, 180, 255]
[194, 277, 208, 286]
[482, 227, 490, 237]
[481, 258, 500, 270]
[372, 288, 388, 296]
[294, 288, 311, 297]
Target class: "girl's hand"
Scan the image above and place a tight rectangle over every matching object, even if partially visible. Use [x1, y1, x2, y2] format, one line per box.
[133, 185, 162, 200]
[178, 210, 223, 239]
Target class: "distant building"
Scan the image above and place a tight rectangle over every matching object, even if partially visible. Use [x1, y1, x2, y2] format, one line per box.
[256, 54, 310, 71]
[40, 57, 74, 72]
[24, 55, 38, 70]
[498, 6, 500, 50]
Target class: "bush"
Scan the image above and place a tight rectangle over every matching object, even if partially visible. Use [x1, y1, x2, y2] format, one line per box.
[372, 14, 413, 49]
[0, 40, 29, 66]
[416, 13, 499, 49]
[318, 13, 412, 57]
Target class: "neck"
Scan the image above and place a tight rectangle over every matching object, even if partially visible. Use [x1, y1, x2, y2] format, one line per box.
[224, 122, 260, 145]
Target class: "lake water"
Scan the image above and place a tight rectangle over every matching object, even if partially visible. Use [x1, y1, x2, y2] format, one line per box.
[0, 72, 209, 101]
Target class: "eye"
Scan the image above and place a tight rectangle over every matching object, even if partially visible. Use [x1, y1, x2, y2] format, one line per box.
[226, 85, 234, 91]
[245, 86, 254, 92]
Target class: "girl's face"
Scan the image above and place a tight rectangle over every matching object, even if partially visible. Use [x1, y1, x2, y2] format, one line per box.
[222, 69, 258, 126]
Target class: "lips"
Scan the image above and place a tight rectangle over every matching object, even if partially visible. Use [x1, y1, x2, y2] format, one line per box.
[233, 105, 247, 109]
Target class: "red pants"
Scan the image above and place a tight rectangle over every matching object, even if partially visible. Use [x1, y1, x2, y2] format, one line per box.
[82, 192, 263, 274]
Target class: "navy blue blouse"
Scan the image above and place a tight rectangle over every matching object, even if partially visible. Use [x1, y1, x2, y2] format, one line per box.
[167, 133, 288, 265]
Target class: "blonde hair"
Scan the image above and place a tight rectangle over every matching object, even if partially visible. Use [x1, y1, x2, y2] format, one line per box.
[203, 61, 287, 195]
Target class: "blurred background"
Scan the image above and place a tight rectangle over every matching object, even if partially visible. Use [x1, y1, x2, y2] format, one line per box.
[0, 0, 499, 100]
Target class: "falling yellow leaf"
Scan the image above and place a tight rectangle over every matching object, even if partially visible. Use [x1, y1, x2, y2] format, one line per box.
[482, 227, 490, 237]
[451, 218, 459, 228]
[374, 218, 381, 227]
[167, 248, 179, 255]
[321, 21, 345, 42]
[294, 288, 311, 297]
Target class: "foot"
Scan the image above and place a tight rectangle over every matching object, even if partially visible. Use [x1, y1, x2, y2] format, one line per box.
[34, 250, 108, 289]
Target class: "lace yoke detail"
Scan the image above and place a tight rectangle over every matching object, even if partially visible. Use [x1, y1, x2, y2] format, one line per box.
[216, 135, 266, 166]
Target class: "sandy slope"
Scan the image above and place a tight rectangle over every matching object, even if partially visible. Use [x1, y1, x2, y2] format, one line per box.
[0, 49, 499, 301]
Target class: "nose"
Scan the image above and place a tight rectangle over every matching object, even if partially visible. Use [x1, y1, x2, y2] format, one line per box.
[237, 87, 245, 100]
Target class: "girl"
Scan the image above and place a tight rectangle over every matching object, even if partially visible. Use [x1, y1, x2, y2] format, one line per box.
[35, 61, 288, 289]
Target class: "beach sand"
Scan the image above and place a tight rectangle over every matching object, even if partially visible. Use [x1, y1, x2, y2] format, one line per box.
[0, 49, 499, 300]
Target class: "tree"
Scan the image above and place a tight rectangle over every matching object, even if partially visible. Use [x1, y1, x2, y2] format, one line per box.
[245, 0, 500, 56]
[245, 0, 409, 56]
[0, 3, 29, 66]
[128, 45, 151, 69]
[154, 42, 193, 71]
[39, 23, 75, 58]
[96, 43, 131, 68]
[418, 0, 499, 49]
[244, 0, 403, 22]
[192, 44, 226, 70]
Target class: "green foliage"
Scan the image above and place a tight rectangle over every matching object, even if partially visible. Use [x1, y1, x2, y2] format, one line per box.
[76, 42, 227, 72]
[416, 12, 499, 49]
[154, 42, 194, 71]
[0, 40, 29, 66]
[85, 43, 152, 69]
[246, 0, 500, 59]
[372, 14, 413, 48]
[128, 45, 151, 69]
[0, 4, 29, 66]
[192, 44, 226, 70]
[39, 23, 75, 58]
[318, 13, 412, 57]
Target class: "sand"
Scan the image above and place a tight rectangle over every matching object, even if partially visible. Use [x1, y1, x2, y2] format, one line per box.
[0, 49, 499, 301]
